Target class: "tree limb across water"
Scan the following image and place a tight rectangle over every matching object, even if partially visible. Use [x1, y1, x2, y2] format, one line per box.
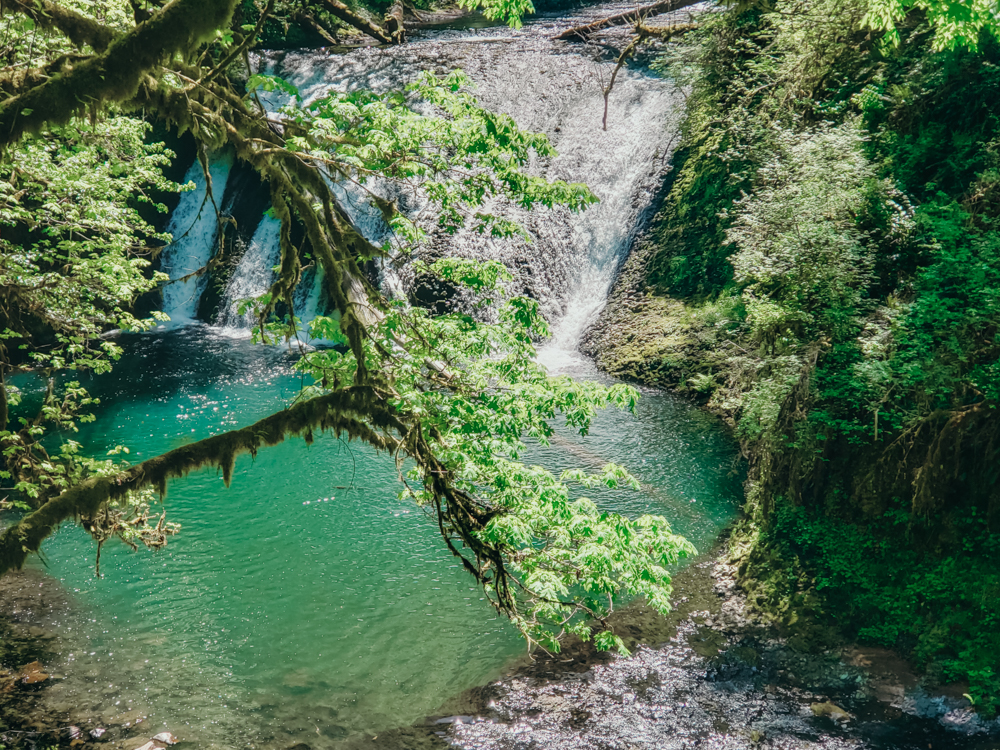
[0, 387, 401, 576]
[311, 0, 397, 44]
[552, 0, 699, 41]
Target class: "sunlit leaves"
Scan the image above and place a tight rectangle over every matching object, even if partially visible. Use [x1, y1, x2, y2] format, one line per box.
[0, 116, 178, 372]
[455, 0, 535, 29]
[246, 73, 300, 99]
[864, 0, 1000, 50]
[296, 258, 694, 653]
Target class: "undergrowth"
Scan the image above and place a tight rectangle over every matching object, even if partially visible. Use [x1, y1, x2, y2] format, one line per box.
[733, 507, 1000, 716]
[588, 0, 1000, 710]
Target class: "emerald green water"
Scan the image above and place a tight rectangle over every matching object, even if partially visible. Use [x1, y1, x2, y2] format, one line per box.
[13, 329, 742, 748]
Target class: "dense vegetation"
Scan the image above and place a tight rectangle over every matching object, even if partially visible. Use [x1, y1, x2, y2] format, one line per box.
[586, 0, 1000, 712]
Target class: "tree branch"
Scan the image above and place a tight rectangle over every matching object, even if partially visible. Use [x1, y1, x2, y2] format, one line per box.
[309, 0, 394, 44]
[552, 0, 698, 41]
[600, 22, 697, 129]
[0, 386, 403, 576]
[0, 0, 239, 147]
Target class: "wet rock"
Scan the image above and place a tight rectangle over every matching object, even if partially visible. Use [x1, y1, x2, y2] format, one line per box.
[433, 715, 475, 724]
[19, 659, 49, 684]
[686, 626, 725, 658]
[810, 701, 852, 723]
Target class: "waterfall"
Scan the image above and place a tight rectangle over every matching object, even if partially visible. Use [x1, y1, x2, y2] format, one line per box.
[216, 215, 282, 331]
[159, 153, 235, 324]
[163, 6, 686, 356]
[293, 267, 325, 324]
[265, 22, 683, 369]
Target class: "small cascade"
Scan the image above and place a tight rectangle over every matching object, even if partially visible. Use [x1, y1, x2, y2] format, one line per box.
[293, 267, 322, 322]
[159, 152, 235, 324]
[292, 266, 329, 338]
[216, 215, 282, 331]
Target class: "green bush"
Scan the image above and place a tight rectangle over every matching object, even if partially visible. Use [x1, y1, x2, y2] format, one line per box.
[768, 503, 1000, 715]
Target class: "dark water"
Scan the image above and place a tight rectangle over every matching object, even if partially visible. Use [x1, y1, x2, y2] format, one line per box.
[9, 328, 741, 748]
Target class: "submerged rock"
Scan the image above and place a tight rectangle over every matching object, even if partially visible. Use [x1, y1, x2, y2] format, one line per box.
[128, 733, 178, 750]
[19, 660, 49, 684]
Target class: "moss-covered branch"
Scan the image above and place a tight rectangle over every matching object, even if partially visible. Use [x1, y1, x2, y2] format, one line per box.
[552, 0, 698, 41]
[309, 0, 394, 44]
[1, 0, 118, 52]
[0, 386, 403, 576]
[0, 0, 238, 146]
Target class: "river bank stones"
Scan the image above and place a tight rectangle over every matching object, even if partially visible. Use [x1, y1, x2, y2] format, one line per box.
[442, 554, 999, 749]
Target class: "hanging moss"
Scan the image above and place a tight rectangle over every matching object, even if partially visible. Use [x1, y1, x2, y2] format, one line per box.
[0, 0, 239, 146]
[0, 386, 404, 575]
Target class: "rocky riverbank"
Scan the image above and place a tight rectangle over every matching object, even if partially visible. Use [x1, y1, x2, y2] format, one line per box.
[0, 568, 75, 746]
[2, 534, 998, 750]
[331, 534, 1000, 750]
[0, 569, 179, 750]
[441, 552, 999, 749]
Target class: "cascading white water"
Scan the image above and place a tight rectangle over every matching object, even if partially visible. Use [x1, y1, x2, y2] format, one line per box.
[263, 14, 686, 370]
[159, 153, 235, 324]
[216, 214, 283, 331]
[160, 3, 689, 350]
[293, 267, 325, 323]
